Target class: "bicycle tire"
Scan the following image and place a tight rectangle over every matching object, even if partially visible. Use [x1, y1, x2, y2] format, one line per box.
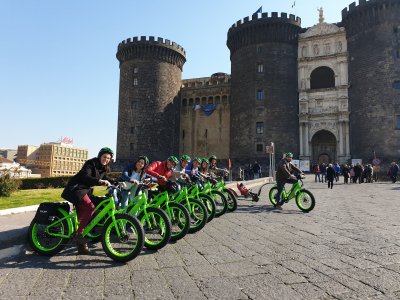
[101, 213, 144, 262]
[28, 211, 70, 256]
[223, 188, 238, 212]
[165, 202, 190, 242]
[186, 198, 208, 234]
[198, 193, 216, 222]
[137, 207, 172, 251]
[268, 186, 279, 206]
[211, 190, 228, 217]
[295, 189, 316, 213]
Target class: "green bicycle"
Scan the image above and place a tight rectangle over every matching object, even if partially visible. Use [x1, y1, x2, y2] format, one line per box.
[199, 179, 228, 217]
[28, 185, 144, 262]
[168, 182, 209, 233]
[114, 183, 172, 251]
[268, 174, 315, 212]
[211, 179, 238, 212]
[147, 185, 190, 242]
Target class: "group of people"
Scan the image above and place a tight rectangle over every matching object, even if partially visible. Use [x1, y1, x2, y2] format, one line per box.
[61, 148, 228, 255]
[238, 161, 262, 180]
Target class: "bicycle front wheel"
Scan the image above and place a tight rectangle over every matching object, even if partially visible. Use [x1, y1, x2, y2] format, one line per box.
[223, 188, 238, 212]
[101, 213, 144, 262]
[28, 212, 70, 256]
[138, 207, 172, 251]
[166, 202, 190, 242]
[211, 191, 228, 217]
[186, 198, 208, 234]
[295, 189, 315, 213]
[198, 194, 216, 222]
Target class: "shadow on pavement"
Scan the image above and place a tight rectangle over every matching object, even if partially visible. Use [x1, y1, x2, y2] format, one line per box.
[235, 203, 303, 215]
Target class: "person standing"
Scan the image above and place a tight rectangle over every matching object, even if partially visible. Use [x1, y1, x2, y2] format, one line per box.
[320, 163, 327, 183]
[326, 163, 335, 189]
[313, 164, 321, 182]
[252, 161, 261, 179]
[388, 162, 399, 183]
[61, 147, 114, 255]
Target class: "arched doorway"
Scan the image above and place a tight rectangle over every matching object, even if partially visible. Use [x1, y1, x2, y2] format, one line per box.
[311, 130, 336, 164]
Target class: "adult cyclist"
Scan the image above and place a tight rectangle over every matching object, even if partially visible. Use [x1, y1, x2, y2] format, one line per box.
[146, 155, 179, 190]
[275, 152, 303, 208]
[208, 155, 228, 180]
[170, 154, 191, 185]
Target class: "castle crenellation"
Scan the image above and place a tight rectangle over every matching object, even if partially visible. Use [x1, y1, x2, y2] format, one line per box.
[230, 12, 301, 31]
[118, 36, 186, 55]
[116, 0, 400, 170]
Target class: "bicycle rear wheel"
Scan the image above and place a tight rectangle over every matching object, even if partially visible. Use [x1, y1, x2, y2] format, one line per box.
[268, 186, 279, 206]
[28, 211, 70, 256]
[101, 213, 144, 262]
[198, 194, 216, 222]
[137, 207, 172, 250]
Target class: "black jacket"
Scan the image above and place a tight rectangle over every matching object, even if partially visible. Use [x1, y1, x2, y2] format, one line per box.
[61, 157, 112, 205]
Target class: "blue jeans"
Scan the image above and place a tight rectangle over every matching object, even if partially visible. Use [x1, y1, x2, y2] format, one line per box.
[276, 178, 298, 205]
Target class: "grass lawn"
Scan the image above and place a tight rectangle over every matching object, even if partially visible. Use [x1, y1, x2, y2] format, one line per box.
[0, 186, 107, 210]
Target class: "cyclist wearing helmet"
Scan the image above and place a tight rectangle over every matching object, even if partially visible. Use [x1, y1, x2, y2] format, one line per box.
[185, 157, 204, 181]
[208, 155, 229, 179]
[275, 152, 302, 208]
[118, 155, 150, 208]
[61, 147, 114, 255]
[146, 155, 178, 187]
[170, 155, 191, 183]
[199, 158, 210, 177]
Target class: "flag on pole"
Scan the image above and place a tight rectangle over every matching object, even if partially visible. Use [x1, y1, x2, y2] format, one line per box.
[292, 1, 296, 8]
[254, 6, 262, 14]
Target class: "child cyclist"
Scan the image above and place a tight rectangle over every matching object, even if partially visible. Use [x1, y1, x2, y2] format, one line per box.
[117, 155, 150, 208]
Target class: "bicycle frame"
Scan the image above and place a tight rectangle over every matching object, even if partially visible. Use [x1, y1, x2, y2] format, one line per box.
[280, 180, 303, 201]
[45, 191, 123, 240]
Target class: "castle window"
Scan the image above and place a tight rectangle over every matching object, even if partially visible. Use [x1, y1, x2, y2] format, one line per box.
[256, 122, 264, 134]
[393, 81, 400, 89]
[131, 100, 138, 109]
[133, 67, 139, 74]
[130, 143, 134, 151]
[256, 144, 263, 152]
[182, 130, 185, 139]
[396, 115, 400, 129]
[257, 46, 262, 53]
[256, 89, 264, 100]
[130, 127, 134, 134]
[133, 78, 138, 86]
[310, 66, 335, 89]
[257, 63, 264, 73]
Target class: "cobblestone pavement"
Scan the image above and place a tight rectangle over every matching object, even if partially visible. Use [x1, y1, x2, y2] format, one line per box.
[1, 177, 400, 299]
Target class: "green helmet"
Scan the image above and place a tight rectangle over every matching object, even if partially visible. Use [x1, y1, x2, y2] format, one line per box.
[209, 155, 217, 162]
[202, 158, 209, 164]
[193, 157, 202, 163]
[98, 147, 114, 158]
[284, 152, 293, 158]
[137, 155, 149, 167]
[180, 154, 191, 162]
[167, 155, 179, 164]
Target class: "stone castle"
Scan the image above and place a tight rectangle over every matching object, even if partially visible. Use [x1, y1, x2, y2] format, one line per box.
[115, 0, 400, 171]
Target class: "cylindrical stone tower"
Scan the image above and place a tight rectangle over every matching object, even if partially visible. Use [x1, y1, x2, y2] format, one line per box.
[342, 0, 400, 164]
[116, 36, 186, 164]
[227, 12, 302, 163]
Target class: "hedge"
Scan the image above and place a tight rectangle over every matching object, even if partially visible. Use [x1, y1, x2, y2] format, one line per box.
[19, 172, 120, 190]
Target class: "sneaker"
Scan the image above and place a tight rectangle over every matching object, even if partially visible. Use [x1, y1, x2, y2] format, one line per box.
[274, 203, 282, 209]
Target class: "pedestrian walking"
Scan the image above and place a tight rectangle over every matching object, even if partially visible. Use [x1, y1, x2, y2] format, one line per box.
[326, 163, 335, 189]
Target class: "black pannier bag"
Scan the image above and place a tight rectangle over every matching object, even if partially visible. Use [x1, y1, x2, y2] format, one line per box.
[33, 202, 70, 225]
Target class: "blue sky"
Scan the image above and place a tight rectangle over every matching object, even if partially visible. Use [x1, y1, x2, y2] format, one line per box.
[1, 0, 353, 158]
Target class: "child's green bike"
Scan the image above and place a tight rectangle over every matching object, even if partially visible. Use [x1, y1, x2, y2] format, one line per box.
[268, 174, 315, 212]
[28, 185, 144, 262]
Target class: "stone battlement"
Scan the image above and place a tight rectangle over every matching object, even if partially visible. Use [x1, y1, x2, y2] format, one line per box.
[342, 0, 400, 20]
[228, 12, 301, 33]
[117, 36, 186, 57]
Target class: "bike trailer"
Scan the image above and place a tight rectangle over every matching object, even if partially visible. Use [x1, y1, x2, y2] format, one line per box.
[33, 202, 70, 225]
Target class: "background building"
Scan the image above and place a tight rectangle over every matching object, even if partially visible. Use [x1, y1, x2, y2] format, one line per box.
[17, 143, 88, 177]
[116, 0, 400, 171]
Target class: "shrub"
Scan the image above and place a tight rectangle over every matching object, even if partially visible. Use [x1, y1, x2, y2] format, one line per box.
[0, 173, 21, 197]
